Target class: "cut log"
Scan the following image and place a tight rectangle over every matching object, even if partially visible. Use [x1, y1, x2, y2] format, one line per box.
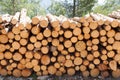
[31, 26, 40, 35]
[90, 68, 99, 77]
[13, 52, 22, 61]
[41, 55, 50, 65]
[109, 60, 117, 71]
[74, 57, 82, 65]
[75, 41, 86, 52]
[21, 69, 31, 77]
[12, 41, 20, 50]
[48, 65, 57, 75]
[13, 69, 21, 77]
[67, 68, 75, 76]
[0, 34, 8, 43]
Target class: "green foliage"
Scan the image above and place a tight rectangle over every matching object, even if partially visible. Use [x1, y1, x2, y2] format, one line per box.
[0, 0, 46, 17]
[48, 0, 97, 17]
[93, 0, 120, 15]
[47, 0, 66, 16]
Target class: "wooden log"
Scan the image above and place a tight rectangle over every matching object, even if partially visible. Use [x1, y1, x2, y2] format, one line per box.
[67, 68, 75, 76]
[89, 63, 95, 69]
[54, 62, 60, 69]
[52, 39, 59, 46]
[109, 60, 117, 71]
[64, 40, 72, 48]
[90, 68, 99, 77]
[48, 65, 57, 75]
[33, 65, 40, 72]
[93, 51, 100, 58]
[101, 54, 107, 61]
[4, 51, 12, 59]
[42, 70, 48, 76]
[93, 59, 100, 65]
[107, 37, 114, 44]
[75, 41, 86, 52]
[92, 39, 99, 45]
[12, 27, 20, 35]
[25, 62, 33, 69]
[73, 27, 81, 36]
[110, 20, 119, 28]
[71, 36, 78, 43]
[98, 64, 108, 71]
[13, 52, 22, 61]
[21, 69, 31, 77]
[27, 43, 34, 50]
[32, 16, 40, 25]
[0, 34, 8, 43]
[19, 47, 27, 54]
[115, 32, 120, 40]
[43, 28, 51, 37]
[55, 70, 62, 76]
[0, 44, 6, 52]
[100, 30, 106, 36]
[87, 54, 94, 61]
[57, 55, 65, 63]
[107, 51, 115, 58]
[41, 46, 49, 54]
[13, 69, 21, 77]
[80, 50, 88, 58]
[39, 16, 48, 28]
[74, 57, 82, 66]
[80, 65, 87, 72]
[64, 30, 72, 38]
[34, 41, 41, 48]
[82, 71, 89, 77]
[36, 33, 44, 40]
[41, 55, 50, 65]
[114, 54, 120, 61]
[57, 44, 64, 51]
[59, 36, 64, 42]
[107, 29, 115, 38]
[50, 57, 56, 62]
[26, 23, 32, 30]
[91, 30, 99, 38]
[83, 26, 90, 34]
[104, 25, 111, 31]
[20, 30, 29, 38]
[14, 34, 21, 41]
[19, 39, 27, 46]
[112, 41, 120, 50]
[66, 55, 70, 60]
[64, 59, 73, 67]
[41, 65, 47, 71]
[52, 31, 59, 38]
[84, 33, 90, 40]
[30, 36, 37, 43]
[68, 46, 75, 53]
[41, 39, 48, 46]
[0, 60, 7, 66]
[89, 21, 98, 30]
[12, 41, 20, 50]
[83, 60, 89, 66]
[34, 52, 41, 60]
[7, 32, 14, 39]
[52, 51, 58, 56]
[0, 69, 7, 76]
[25, 51, 33, 59]
[112, 69, 120, 78]
[17, 63, 25, 70]
[31, 26, 40, 35]
[78, 34, 83, 40]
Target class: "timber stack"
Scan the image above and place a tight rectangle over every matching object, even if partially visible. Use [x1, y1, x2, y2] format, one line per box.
[0, 9, 120, 78]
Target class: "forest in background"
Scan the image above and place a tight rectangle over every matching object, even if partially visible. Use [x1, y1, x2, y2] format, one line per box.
[0, 0, 120, 18]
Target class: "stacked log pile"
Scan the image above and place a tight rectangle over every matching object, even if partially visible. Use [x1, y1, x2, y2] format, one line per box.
[0, 9, 120, 78]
